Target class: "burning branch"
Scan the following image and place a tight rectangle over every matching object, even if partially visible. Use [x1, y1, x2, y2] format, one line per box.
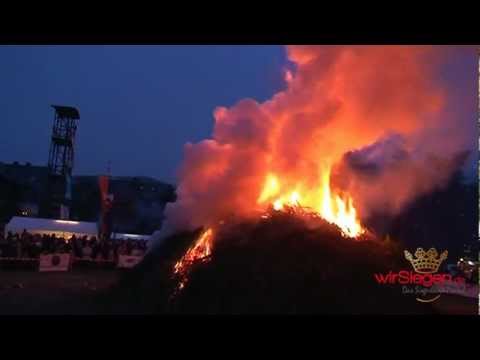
[171, 228, 214, 296]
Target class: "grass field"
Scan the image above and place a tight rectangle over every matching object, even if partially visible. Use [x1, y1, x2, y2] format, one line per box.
[0, 268, 477, 315]
[0, 269, 121, 315]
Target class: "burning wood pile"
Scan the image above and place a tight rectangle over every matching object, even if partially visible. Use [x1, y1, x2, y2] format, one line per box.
[108, 169, 475, 315]
[159, 211, 425, 314]
[158, 188, 407, 313]
[169, 193, 376, 302]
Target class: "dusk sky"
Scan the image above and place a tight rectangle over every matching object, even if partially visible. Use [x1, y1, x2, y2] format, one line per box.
[0, 46, 477, 185]
[0, 45, 286, 184]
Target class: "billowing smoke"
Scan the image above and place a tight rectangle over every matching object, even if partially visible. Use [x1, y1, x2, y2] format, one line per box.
[160, 45, 476, 237]
[332, 133, 471, 217]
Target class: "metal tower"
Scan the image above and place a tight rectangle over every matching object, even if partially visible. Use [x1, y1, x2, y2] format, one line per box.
[45, 105, 80, 219]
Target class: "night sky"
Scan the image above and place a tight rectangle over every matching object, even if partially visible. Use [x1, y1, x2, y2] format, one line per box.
[0, 45, 286, 184]
[0, 46, 477, 185]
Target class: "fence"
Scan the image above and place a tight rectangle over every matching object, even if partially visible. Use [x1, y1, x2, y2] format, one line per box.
[0, 252, 143, 271]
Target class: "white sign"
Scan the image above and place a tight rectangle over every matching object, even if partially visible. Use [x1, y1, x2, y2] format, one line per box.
[39, 254, 71, 272]
[117, 255, 142, 269]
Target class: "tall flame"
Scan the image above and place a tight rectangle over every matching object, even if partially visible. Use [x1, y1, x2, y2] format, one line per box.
[257, 166, 364, 238]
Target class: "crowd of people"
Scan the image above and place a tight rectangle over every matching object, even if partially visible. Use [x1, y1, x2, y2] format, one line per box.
[0, 230, 148, 261]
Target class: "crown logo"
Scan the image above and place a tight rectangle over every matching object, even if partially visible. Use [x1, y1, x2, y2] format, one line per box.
[404, 248, 448, 274]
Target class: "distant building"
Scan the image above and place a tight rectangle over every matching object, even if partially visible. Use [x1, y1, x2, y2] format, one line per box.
[0, 161, 176, 235]
[72, 176, 176, 234]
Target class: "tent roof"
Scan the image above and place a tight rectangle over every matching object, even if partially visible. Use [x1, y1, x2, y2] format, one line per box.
[6, 217, 97, 235]
[112, 233, 151, 240]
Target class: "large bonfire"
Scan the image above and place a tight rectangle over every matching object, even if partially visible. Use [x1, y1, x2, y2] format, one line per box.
[160, 45, 474, 307]
[172, 166, 369, 294]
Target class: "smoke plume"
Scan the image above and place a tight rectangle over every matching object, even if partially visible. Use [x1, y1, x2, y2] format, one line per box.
[161, 45, 477, 236]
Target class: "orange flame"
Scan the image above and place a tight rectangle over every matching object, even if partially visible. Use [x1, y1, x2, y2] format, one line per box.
[257, 167, 364, 238]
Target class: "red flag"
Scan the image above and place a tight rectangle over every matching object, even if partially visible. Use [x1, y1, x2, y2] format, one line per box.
[99, 175, 109, 204]
[98, 176, 111, 237]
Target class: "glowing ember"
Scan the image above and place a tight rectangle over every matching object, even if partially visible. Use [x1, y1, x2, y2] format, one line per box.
[257, 167, 364, 238]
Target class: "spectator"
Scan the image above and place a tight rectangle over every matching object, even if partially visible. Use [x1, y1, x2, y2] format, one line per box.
[99, 240, 110, 260]
[126, 240, 134, 255]
[50, 234, 57, 253]
[107, 241, 115, 261]
[82, 239, 93, 259]
[40, 235, 46, 254]
[21, 229, 28, 242]
[15, 234, 22, 258]
[32, 235, 42, 258]
[22, 233, 33, 258]
[64, 238, 72, 254]
[90, 237, 99, 259]
[5, 232, 14, 257]
[131, 242, 144, 257]
[117, 240, 128, 256]
[0, 232, 7, 258]
[55, 237, 66, 254]
[70, 235, 78, 257]
[1, 229, 149, 265]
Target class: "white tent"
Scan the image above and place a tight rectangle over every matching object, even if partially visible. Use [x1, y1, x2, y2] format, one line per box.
[5, 217, 98, 239]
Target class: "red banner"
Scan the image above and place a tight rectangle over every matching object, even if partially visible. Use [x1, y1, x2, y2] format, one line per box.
[99, 175, 109, 203]
[98, 176, 112, 237]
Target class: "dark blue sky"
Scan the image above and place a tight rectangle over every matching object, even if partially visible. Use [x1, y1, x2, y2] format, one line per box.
[0, 45, 286, 183]
[0, 46, 477, 184]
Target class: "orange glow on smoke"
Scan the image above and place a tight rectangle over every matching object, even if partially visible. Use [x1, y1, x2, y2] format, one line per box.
[166, 46, 473, 243]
